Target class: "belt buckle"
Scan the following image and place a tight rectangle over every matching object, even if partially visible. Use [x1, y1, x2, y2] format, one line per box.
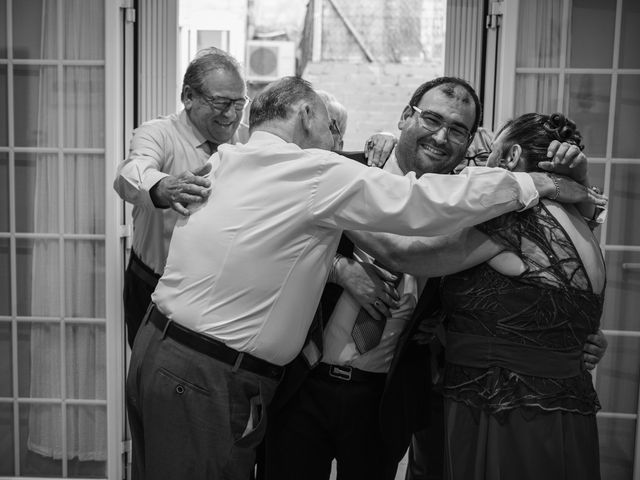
[329, 365, 352, 381]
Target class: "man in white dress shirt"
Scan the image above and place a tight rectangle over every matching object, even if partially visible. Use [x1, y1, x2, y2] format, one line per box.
[125, 76, 597, 480]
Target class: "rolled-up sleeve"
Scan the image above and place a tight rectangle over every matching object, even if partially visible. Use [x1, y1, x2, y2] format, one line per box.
[113, 124, 170, 209]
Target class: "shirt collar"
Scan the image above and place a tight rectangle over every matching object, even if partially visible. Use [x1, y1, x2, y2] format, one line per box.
[383, 151, 405, 176]
[178, 109, 209, 150]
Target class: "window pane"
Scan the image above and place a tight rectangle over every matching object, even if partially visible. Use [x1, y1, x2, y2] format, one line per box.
[65, 155, 105, 234]
[14, 66, 58, 148]
[13, 0, 57, 60]
[18, 322, 61, 398]
[602, 251, 640, 332]
[606, 165, 640, 245]
[20, 403, 63, 476]
[64, 241, 105, 318]
[595, 335, 640, 414]
[516, 0, 562, 68]
[65, 324, 106, 400]
[66, 405, 107, 478]
[569, 0, 616, 68]
[619, 0, 640, 68]
[564, 74, 611, 157]
[64, 67, 105, 148]
[0, 238, 9, 315]
[0, 322, 12, 397]
[515, 74, 558, 115]
[588, 162, 606, 242]
[0, 65, 7, 146]
[64, 0, 104, 60]
[0, 403, 14, 475]
[0, 0, 6, 58]
[15, 153, 59, 234]
[0, 153, 8, 231]
[613, 75, 640, 158]
[16, 238, 60, 317]
[598, 416, 635, 480]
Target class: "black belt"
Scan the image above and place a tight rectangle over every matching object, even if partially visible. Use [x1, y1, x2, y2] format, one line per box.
[128, 250, 161, 289]
[148, 305, 283, 380]
[314, 363, 386, 383]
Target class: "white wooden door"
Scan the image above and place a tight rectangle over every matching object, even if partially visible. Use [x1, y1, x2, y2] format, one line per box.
[0, 0, 127, 478]
[491, 1, 640, 478]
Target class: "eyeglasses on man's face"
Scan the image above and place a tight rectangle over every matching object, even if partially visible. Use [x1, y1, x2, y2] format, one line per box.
[411, 106, 471, 145]
[463, 150, 490, 167]
[198, 92, 250, 113]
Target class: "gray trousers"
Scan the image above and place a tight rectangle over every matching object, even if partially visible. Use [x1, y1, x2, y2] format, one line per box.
[126, 317, 279, 480]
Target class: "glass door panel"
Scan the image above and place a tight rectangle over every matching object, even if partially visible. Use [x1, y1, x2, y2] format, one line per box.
[613, 75, 640, 158]
[568, 0, 616, 68]
[0, 0, 119, 477]
[564, 74, 611, 157]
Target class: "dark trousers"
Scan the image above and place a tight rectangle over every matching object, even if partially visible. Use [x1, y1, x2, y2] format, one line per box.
[264, 365, 398, 480]
[405, 390, 445, 480]
[126, 313, 279, 480]
[123, 250, 160, 348]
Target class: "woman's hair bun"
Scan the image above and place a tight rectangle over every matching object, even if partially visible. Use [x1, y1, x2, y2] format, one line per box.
[543, 113, 584, 150]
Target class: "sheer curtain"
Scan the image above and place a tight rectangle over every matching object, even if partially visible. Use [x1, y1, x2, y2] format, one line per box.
[514, 0, 563, 113]
[28, 0, 106, 462]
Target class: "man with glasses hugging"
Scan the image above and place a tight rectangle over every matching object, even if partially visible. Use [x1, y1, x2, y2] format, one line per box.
[114, 47, 248, 348]
[263, 77, 608, 480]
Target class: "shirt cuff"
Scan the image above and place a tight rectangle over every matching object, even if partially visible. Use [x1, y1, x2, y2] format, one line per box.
[141, 171, 169, 208]
[511, 172, 539, 211]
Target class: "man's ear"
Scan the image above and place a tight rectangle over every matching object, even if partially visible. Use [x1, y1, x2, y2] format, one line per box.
[505, 144, 523, 171]
[299, 102, 314, 133]
[182, 85, 195, 110]
[397, 105, 413, 131]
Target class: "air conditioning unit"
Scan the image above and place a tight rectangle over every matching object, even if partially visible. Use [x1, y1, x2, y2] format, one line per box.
[246, 40, 296, 83]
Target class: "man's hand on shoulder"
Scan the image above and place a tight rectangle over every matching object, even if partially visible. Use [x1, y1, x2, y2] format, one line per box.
[150, 163, 213, 216]
[364, 132, 397, 168]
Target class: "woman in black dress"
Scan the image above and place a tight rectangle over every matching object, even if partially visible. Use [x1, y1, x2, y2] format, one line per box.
[440, 113, 605, 480]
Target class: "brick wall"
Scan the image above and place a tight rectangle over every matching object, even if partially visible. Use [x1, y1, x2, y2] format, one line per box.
[303, 61, 441, 150]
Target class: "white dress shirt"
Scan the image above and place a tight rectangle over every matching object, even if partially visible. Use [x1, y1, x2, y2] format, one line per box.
[113, 110, 213, 274]
[153, 131, 539, 365]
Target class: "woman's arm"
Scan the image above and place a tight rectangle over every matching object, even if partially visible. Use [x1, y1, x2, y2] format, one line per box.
[346, 227, 504, 277]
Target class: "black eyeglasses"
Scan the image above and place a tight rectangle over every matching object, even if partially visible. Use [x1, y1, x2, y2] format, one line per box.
[411, 106, 471, 145]
[463, 150, 490, 167]
[198, 93, 250, 113]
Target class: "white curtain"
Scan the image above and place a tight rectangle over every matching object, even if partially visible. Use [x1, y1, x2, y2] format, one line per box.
[28, 0, 107, 462]
[514, 0, 563, 114]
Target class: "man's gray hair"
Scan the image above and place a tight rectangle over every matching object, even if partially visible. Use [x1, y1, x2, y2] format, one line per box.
[316, 90, 348, 139]
[181, 47, 243, 101]
[249, 76, 318, 130]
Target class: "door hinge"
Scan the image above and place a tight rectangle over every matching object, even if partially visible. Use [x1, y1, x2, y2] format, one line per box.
[486, 1, 503, 30]
[122, 440, 132, 480]
[120, 0, 136, 23]
[119, 224, 133, 239]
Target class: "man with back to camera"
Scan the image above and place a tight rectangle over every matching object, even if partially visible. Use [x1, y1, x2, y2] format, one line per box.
[263, 77, 608, 480]
[113, 47, 247, 347]
[125, 76, 605, 480]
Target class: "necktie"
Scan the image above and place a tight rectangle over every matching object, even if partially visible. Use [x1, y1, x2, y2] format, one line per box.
[351, 261, 401, 354]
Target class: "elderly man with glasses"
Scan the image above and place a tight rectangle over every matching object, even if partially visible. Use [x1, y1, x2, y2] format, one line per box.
[113, 47, 248, 347]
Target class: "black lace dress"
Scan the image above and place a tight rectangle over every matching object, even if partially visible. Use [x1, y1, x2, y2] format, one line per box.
[440, 202, 604, 480]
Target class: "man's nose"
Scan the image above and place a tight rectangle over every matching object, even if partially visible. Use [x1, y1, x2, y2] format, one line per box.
[431, 126, 448, 144]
